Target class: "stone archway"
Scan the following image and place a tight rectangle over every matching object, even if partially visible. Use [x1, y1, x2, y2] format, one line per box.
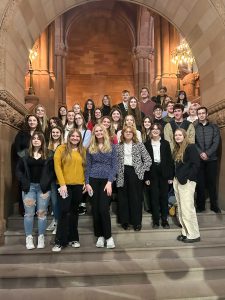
[1, 0, 225, 242]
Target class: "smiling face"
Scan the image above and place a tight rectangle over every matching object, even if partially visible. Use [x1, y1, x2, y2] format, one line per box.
[189, 107, 197, 117]
[174, 130, 184, 144]
[94, 126, 104, 140]
[36, 106, 45, 118]
[123, 128, 133, 142]
[151, 125, 161, 139]
[103, 96, 110, 106]
[67, 111, 75, 123]
[95, 109, 102, 119]
[51, 128, 61, 141]
[75, 114, 83, 127]
[73, 104, 81, 114]
[153, 108, 163, 119]
[28, 116, 38, 130]
[102, 117, 111, 129]
[143, 118, 151, 129]
[197, 108, 208, 122]
[59, 106, 67, 116]
[140, 88, 149, 99]
[111, 110, 121, 122]
[125, 116, 134, 127]
[32, 134, 42, 147]
[69, 131, 80, 146]
[129, 98, 137, 109]
[87, 101, 93, 110]
[49, 118, 57, 128]
[173, 109, 183, 121]
[159, 88, 166, 96]
[167, 103, 174, 113]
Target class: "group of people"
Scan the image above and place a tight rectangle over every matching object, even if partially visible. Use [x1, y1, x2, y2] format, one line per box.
[14, 86, 221, 251]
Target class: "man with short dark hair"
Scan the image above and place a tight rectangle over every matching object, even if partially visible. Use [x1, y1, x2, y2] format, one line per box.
[164, 103, 195, 152]
[195, 106, 221, 213]
[139, 87, 155, 117]
[153, 104, 166, 128]
[117, 90, 130, 118]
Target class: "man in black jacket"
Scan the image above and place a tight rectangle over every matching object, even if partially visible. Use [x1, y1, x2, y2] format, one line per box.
[117, 90, 130, 118]
[195, 106, 221, 213]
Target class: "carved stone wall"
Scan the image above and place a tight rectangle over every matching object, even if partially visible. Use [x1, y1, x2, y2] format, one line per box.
[0, 90, 27, 245]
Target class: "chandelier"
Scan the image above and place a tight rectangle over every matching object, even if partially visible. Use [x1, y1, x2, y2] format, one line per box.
[171, 40, 195, 66]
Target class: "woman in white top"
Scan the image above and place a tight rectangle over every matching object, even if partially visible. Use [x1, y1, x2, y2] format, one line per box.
[117, 126, 151, 231]
[74, 112, 91, 148]
[117, 115, 142, 142]
[186, 103, 200, 124]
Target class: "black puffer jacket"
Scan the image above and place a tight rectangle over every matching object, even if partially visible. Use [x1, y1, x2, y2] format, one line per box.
[195, 121, 220, 161]
[16, 152, 54, 193]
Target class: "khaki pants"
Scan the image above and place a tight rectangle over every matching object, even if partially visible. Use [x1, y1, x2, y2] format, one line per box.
[173, 178, 200, 239]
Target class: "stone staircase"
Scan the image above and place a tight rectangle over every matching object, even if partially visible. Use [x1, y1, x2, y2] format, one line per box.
[1, 208, 225, 299]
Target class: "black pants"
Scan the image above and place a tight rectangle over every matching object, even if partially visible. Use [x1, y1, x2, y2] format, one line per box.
[118, 166, 143, 226]
[89, 177, 112, 239]
[149, 164, 169, 224]
[55, 185, 82, 246]
[196, 160, 219, 210]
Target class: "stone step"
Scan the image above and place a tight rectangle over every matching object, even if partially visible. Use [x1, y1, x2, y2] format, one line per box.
[0, 256, 225, 286]
[1, 239, 225, 264]
[7, 209, 225, 229]
[0, 280, 225, 300]
[4, 224, 225, 246]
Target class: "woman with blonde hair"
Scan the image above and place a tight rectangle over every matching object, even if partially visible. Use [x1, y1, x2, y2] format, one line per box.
[101, 115, 118, 144]
[52, 128, 86, 252]
[117, 126, 152, 231]
[34, 104, 48, 136]
[117, 114, 142, 142]
[173, 128, 200, 243]
[16, 132, 54, 250]
[85, 124, 117, 249]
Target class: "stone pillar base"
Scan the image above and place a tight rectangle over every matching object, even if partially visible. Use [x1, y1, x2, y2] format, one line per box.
[25, 94, 39, 106]
[0, 219, 6, 245]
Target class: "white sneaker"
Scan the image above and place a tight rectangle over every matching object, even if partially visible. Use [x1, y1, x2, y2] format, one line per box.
[52, 244, 62, 252]
[106, 237, 115, 249]
[37, 234, 45, 249]
[70, 241, 80, 248]
[52, 227, 57, 235]
[46, 219, 57, 231]
[26, 235, 35, 250]
[96, 236, 105, 248]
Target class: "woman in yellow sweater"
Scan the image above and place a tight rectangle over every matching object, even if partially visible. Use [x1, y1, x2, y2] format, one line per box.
[52, 128, 86, 252]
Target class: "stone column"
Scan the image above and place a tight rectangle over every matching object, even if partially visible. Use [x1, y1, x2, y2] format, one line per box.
[133, 46, 154, 96]
[0, 91, 27, 245]
[55, 16, 67, 107]
[154, 14, 162, 90]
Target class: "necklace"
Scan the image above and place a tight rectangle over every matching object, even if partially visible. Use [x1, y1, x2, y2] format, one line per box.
[174, 120, 184, 128]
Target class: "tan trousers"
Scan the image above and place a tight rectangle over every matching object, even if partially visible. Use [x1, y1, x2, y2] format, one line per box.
[173, 178, 200, 239]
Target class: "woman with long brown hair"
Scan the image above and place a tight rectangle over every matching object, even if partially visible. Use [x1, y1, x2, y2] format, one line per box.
[127, 96, 144, 130]
[16, 132, 54, 250]
[173, 128, 200, 243]
[52, 129, 86, 252]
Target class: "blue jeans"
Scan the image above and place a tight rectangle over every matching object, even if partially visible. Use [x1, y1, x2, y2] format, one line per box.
[51, 181, 60, 221]
[22, 183, 50, 236]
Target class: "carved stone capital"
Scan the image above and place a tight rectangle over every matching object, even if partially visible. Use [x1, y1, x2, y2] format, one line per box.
[0, 90, 28, 128]
[133, 46, 154, 60]
[208, 100, 225, 127]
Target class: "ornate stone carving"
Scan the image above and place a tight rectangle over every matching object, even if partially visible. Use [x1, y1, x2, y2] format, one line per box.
[0, 90, 27, 128]
[208, 100, 225, 127]
[133, 46, 154, 60]
[210, 0, 225, 26]
[0, 0, 20, 86]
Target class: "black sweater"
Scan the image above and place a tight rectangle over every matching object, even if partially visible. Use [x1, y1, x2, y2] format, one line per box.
[174, 144, 200, 185]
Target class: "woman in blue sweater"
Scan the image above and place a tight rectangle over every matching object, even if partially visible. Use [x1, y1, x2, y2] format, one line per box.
[85, 124, 117, 249]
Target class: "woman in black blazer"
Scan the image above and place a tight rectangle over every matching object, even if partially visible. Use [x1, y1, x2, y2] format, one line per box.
[144, 123, 174, 229]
